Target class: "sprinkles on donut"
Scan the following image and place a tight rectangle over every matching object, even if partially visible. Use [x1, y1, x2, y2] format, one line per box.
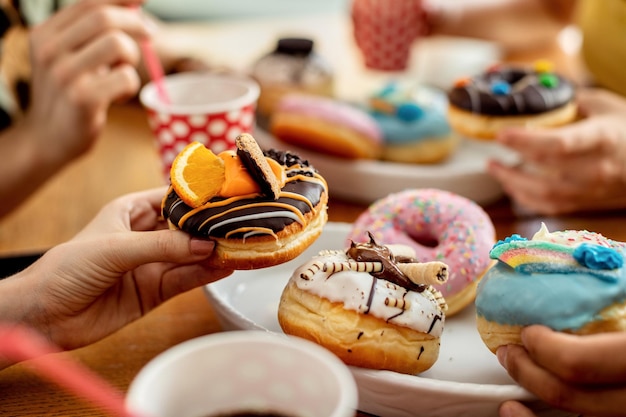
[447, 60, 578, 139]
[347, 188, 496, 316]
[476, 223, 626, 353]
[162, 134, 328, 270]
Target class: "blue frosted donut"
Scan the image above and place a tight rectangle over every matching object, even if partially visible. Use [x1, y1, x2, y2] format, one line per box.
[368, 83, 458, 164]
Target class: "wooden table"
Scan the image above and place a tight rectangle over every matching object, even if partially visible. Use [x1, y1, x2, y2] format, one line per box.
[0, 12, 624, 417]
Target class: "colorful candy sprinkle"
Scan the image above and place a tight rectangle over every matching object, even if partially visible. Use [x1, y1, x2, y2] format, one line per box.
[534, 59, 554, 74]
[539, 73, 559, 88]
[396, 103, 424, 122]
[491, 81, 511, 95]
[454, 77, 471, 88]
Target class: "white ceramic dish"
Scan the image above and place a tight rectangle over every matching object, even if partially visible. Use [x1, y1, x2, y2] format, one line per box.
[253, 129, 518, 206]
[204, 223, 573, 417]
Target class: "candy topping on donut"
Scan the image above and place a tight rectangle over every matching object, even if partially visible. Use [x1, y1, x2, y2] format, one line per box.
[162, 147, 327, 240]
[235, 133, 281, 199]
[448, 62, 575, 116]
[491, 81, 511, 95]
[476, 224, 626, 331]
[538, 73, 559, 88]
[291, 242, 447, 335]
[346, 233, 449, 293]
[347, 189, 495, 308]
[490, 224, 624, 282]
[370, 82, 429, 122]
[534, 59, 554, 73]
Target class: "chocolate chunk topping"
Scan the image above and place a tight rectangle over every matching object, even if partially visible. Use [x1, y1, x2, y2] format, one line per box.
[346, 233, 427, 292]
[236, 133, 281, 199]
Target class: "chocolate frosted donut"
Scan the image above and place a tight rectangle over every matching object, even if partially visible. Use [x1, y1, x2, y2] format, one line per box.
[162, 149, 328, 269]
[447, 62, 578, 139]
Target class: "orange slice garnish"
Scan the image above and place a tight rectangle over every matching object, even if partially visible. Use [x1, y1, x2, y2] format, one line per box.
[170, 141, 225, 208]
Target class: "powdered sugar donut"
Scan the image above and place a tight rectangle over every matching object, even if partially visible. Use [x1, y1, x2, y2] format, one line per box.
[347, 189, 496, 316]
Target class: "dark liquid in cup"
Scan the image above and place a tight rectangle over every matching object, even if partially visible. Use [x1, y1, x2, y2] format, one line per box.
[200, 412, 295, 417]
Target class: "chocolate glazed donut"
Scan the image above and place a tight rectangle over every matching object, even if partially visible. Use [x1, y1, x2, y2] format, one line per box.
[162, 149, 329, 270]
[446, 64, 578, 139]
[448, 67, 575, 115]
[163, 149, 326, 239]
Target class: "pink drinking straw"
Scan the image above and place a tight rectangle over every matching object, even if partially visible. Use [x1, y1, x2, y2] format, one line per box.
[0, 323, 147, 417]
[133, 5, 171, 105]
[141, 40, 171, 105]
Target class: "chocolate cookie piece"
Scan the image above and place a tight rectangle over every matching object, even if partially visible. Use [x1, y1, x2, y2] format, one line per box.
[236, 133, 281, 199]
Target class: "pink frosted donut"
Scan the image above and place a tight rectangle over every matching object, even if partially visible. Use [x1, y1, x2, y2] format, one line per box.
[269, 94, 383, 159]
[347, 188, 496, 316]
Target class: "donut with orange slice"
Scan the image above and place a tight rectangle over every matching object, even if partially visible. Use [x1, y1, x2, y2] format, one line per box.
[162, 133, 329, 270]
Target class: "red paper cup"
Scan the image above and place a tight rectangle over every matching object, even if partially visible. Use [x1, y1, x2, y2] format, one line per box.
[351, 0, 424, 71]
[139, 72, 260, 181]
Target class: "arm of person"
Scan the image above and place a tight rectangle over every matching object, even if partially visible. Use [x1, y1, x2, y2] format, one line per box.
[0, 187, 232, 370]
[497, 325, 626, 416]
[0, 0, 157, 219]
[424, 0, 577, 53]
[0, 123, 66, 219]
[487, 88, 626, 215]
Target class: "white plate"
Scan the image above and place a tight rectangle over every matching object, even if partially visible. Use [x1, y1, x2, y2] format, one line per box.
[254, 129, 518, 206]
[204, 223, 574, 417]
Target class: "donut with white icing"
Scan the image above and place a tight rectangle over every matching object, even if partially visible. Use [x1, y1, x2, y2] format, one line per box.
[476, 223, 626, 353]
[269, 94, 383, 159]
[347, 188, 496, 316]
[278, 236, 448, 375]
[447, 61, 577, 140]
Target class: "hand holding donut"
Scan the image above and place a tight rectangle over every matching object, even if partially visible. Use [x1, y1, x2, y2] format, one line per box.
[0, 187, 233, 359]
[497, 326, 626, 417]
[488, 88, 626, 215]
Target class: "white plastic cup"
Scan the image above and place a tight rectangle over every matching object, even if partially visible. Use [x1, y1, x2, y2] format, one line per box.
[139, 72, 260, 181]
[125, 331, 359, 417]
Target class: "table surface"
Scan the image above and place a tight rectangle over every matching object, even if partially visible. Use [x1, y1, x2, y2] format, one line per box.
[0, 11, 624, 417]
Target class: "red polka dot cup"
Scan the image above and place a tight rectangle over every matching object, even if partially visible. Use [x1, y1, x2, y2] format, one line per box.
[351, 0, 425, 71]
[125, 331, 359, 417]
[139, 72, 260, 181]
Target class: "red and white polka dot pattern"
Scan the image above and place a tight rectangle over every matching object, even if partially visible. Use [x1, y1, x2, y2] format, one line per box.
[351, 0, 424, 71]
[147, 103, 256, 180]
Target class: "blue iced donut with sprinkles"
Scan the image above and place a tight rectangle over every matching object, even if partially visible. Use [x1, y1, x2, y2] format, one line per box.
[368, 83, 459, 164]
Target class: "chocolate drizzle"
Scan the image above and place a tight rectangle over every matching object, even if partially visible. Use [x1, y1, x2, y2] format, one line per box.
[162, 149, 327, 239]
[346, 233, 427, 293]
[448, 67, 575, 116]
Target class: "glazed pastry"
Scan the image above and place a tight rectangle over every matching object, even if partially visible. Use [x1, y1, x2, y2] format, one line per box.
[447, 61, 577, 140]
[347, 189, 496, 316]
[252, 37, 334, 118]
[162, 134, 329, 270]
[270, 94, 383, 160]
[278, 235, 448, 375]
[369, 83, 459, 164]
[476, 223, 626, 353]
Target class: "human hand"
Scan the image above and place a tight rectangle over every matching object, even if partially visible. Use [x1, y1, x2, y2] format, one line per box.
[497, 325, 626, 417]
[3, 187, 232, 350]
[488, 88, 626, 215]
[22, 0, 156, 169]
